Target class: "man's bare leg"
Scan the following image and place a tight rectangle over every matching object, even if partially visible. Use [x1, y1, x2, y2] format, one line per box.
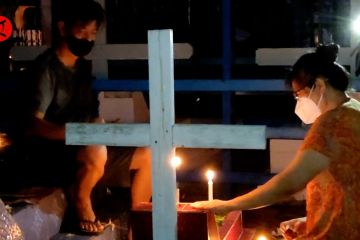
[129, 147, 152, 207]
[75, 144, 107, 232]
[128, 147, 152, 240]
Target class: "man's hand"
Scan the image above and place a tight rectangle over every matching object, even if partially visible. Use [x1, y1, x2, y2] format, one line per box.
[31, 111, 66, 140]
[190, 199, 232, 215]
[93, 117, 105, 123]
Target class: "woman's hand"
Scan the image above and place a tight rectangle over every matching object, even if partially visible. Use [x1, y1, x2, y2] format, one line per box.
[190, 199, 233, 215]
[280, 217, 307, 240]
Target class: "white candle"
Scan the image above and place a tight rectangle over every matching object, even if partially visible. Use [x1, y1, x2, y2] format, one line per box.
[176, 188, 180, 203]
[206, 170, 215, 201]
[171, 156, 182, 203]
[208, 179, 213, 201]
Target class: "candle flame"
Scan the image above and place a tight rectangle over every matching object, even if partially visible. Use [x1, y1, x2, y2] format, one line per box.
[171, 156, 182, 168]
[206, 170, 215, 181]
[256, 235, 268, 240]
[0, 133, 11, 150]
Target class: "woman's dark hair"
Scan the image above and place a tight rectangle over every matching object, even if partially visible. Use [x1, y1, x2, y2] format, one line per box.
[287, 44, 350, 91]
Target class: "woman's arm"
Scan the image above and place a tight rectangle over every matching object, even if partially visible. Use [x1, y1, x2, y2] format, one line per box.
[191, 149, 330, 214]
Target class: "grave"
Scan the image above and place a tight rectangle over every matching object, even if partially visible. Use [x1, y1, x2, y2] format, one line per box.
[131, 202, 255, 240]
[67, 29, 266, 239]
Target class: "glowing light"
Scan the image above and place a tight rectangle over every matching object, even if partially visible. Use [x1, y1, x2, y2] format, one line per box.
[206, 170, 215, 181]
[352, 16, 360, 35]
[256, 235, 268, 240]
[171, 156, 182, 168]
[0, 133, 10, 149]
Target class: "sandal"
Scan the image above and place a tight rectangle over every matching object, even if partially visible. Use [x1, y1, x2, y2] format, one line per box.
[61, 216, 113, 236]
[60, 201, 113, 236]
[77, 219, 113, 235]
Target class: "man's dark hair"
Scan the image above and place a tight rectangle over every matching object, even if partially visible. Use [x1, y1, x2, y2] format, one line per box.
[52, 0, 105, 47]
[57, 0, 105, 30]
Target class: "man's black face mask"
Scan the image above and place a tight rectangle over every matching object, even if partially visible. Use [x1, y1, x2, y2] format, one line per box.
[66, 35, 94, 57]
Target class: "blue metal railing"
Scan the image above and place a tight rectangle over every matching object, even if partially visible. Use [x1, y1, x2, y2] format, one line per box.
[92, 79, 288, 92]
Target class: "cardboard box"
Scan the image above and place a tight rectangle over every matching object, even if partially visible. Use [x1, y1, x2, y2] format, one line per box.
[98, 91, 149, 123]
[270, 139, 306, 200]
[270, 139, 303, 174]
[349, 92, 360, 102]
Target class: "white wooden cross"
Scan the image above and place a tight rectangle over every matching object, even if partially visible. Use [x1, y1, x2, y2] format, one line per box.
[66, 29, 266, 240]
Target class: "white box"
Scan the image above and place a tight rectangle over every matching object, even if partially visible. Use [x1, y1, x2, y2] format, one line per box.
[270, 139, 303, 174]
[349, 92, 360, 102]
[270, 139, 305, 201]
[98, 91, 150, 123]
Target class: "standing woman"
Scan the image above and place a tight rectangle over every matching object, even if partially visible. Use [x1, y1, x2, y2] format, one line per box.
[192, 44, 360, 239]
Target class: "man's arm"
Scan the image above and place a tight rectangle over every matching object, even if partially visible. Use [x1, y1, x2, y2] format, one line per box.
[31, 112, 105, 141]
[26, 60, 65, 140]
[30, 111, 66, 140]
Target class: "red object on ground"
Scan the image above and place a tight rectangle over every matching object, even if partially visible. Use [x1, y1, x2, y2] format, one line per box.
[131, 202, 255, 240]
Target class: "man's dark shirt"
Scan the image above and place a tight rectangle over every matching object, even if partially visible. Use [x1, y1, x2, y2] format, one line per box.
[30, 48, 98, 124]
[0, 49, 99, 189]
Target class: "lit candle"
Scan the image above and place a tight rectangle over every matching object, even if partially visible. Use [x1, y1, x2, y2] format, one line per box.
[206, 170, 215, 201]
[171, 156, 181, 169]
[171, 156, 182, 203]
[256, 235, 268, 240]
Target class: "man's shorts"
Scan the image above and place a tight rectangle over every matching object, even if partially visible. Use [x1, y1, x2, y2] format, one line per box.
[101, 146, 135, 188]
[0, 137, 134, 189]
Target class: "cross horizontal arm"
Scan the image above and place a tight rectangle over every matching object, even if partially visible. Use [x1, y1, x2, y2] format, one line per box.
[89, 43, 193, 60]
[173, 124, 266, 150]
[256, 47, 353, 66]
[10, 43, 193, 61]
[66, 123, 266, 150]
[66, 123, 150, 146]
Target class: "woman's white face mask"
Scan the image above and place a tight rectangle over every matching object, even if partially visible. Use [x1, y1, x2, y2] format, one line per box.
[294, 85, 323, 124]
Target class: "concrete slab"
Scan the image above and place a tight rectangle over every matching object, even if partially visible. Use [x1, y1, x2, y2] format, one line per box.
[51, 227, 117, 240]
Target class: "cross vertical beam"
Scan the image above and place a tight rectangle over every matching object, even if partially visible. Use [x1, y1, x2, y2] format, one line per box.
[148, 30, 177, 240]
[66, 28, 266, 240]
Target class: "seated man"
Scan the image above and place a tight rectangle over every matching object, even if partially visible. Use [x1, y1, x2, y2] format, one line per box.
[20, 0, 151, 235]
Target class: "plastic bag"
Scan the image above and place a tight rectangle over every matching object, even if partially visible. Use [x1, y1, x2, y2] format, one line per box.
[0, 198, 24, 240]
